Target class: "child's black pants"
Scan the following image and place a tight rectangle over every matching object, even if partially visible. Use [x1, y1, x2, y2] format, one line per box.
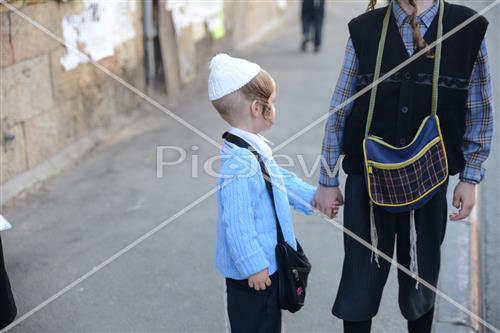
[333, 174, 449, 321]
[226, 272, 281, 333]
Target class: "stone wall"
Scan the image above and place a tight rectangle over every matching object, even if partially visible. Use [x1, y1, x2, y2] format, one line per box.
[0, 0, 293, 195]
[158, 0, 292, 95]
[226, 1, 288, 45]
[1, 0, 145, 184]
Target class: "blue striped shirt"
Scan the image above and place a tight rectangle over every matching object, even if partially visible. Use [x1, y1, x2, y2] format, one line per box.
[320, 0, 494, 186]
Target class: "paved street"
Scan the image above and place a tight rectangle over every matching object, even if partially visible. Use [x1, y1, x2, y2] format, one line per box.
[1, 2, 494, 332]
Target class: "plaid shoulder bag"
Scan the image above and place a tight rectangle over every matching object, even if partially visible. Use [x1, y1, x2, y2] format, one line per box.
[362, 0, 448, 283]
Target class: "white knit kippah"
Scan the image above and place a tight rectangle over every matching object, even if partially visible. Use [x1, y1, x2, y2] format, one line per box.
[208, 53, 261, 101]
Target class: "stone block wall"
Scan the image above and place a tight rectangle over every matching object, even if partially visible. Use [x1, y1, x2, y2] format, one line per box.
[159, 1, 292, 93]
[0, 0, 291, 188]
[226, 1, 286, 44]
[1, 0, 145, 184]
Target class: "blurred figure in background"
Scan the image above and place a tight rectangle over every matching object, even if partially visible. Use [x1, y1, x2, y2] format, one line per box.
[301, 0, 325, 52]
[0, 234, 17, 329]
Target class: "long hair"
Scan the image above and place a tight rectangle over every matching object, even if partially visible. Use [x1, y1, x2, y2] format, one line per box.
[367, 0, 434, 58]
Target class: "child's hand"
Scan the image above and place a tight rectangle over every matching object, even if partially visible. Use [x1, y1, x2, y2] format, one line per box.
[450, 181, 476, 221]
[312, 185, 344, 219]
[248, 268, 271, 291]
[331, 200, 341, 218]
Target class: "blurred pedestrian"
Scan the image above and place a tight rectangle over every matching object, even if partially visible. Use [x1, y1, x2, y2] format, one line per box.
[301, 0, 325, 52]
[0, 233, 17, 329]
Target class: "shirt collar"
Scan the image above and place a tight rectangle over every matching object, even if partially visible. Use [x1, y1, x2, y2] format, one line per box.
[226, 127, 274, 160]
[392, 0, 439, 29]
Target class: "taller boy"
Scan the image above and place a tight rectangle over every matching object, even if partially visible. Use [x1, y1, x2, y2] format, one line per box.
[313, 0, 493, 332]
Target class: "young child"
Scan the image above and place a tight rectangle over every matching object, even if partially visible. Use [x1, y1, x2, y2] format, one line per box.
[208, 53, 317, 333]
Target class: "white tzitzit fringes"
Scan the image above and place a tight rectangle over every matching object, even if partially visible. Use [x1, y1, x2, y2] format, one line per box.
[409, 210, 419, 289]
[369, 201, 380, 268]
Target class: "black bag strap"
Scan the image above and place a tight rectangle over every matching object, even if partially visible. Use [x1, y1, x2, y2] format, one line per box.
[222, 132, 285, 244]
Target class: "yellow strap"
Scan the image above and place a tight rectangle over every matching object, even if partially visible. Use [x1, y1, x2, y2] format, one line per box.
[431, 0, 444, 116]
[365, 0, 444, 138]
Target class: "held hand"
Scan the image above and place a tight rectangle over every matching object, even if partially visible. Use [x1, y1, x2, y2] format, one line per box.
[312, 185, 344, 219]
[248, 268, 271, 291]
[449, 181, 476, 221]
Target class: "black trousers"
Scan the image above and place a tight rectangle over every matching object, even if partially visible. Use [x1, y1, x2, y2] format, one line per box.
[344, 306, 435, 333]
[333, 174, 448, 321]
[226, 272, 281, 333]
[301, 13, 324, 47]
[0, 234, 17, 329]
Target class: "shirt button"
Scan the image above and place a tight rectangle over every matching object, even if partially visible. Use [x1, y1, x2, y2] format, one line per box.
[401, 106, 409, 113]
[400, 138, 407, 145]
[404, 71, 412, 80]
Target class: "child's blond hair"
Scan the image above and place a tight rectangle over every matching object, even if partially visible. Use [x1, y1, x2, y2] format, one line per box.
[212, 70, 275, 124]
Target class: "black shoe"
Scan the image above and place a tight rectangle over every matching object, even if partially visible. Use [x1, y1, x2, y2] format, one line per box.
[314, 45, 321, 53]
[301, 39, 308, 52]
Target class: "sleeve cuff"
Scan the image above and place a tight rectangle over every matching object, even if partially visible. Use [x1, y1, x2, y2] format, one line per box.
[459, 163, 485, 185]
[293, 184, 317, 215]
[459, 178, 479, 185]
[319, 175, 339, 187]
[234, 249, 270, 277]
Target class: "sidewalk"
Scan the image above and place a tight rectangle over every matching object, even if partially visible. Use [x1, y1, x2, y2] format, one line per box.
[1, 3, 478, 332]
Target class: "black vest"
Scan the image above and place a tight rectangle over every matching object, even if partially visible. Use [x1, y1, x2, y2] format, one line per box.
[342, 2, 488, 175]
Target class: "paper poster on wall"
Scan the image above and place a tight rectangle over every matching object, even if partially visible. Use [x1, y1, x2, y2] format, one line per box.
[277, 0, 287, 10]
[60, 0, 136, 71]
[166, 0, 224, 40]
[208, 9, 225, 40]
[0, 215, 12, 231]
[165, 0, 225, 85]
